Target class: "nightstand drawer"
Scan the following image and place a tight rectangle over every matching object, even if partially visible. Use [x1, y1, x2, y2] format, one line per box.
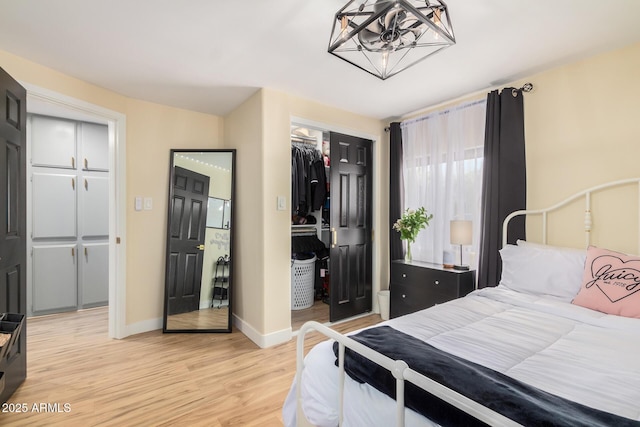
[390, 282, 451, 318]
[420, 269, 457, 291]
[391, 263, 451, 284]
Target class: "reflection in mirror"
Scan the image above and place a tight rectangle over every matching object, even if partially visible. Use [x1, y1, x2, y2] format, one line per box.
[206, 197, 231, 229]
[163, 149, 235, 333]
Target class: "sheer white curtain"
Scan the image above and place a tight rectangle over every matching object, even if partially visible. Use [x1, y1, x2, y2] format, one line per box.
[400, 99, 486, 269]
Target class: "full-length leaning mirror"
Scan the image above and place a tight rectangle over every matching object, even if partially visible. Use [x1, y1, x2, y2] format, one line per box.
[163, 149, 235, 333]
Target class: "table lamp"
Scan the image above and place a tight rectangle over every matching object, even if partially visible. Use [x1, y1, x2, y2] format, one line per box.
[450, 220, 472, 271]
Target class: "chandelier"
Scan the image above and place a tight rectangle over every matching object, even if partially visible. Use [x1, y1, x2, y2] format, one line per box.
[328, 0, 455, 80]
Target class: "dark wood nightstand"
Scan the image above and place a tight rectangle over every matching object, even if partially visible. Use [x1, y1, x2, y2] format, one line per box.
[390, 260, 475, 318]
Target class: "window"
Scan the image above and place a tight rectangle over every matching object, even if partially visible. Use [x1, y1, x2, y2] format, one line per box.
[400, 99, 486, 268]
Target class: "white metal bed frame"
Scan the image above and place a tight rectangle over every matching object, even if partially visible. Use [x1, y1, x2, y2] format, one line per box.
[295, 178, 640, 427]
[502, 178, 640, 248]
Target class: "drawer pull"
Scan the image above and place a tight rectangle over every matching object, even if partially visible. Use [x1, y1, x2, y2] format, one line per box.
[402, 294, 406, 298]
[435, 280, 439, 285]
[402, 273, 406, 278]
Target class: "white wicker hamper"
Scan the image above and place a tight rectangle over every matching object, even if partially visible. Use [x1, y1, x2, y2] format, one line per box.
[291, 255, 316, 310]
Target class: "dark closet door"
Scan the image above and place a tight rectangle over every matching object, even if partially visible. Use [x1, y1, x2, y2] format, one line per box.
[166, 166, 209, 316]
[329, 132, 372, 321]
[0, 67, 27, 402]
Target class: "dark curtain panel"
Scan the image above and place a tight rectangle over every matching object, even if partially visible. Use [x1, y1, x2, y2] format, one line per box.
[477, 89, 526, 288]
[389, 122, 404, 261]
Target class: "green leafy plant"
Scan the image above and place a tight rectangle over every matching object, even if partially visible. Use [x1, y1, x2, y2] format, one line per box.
[393, 207, 433, 243]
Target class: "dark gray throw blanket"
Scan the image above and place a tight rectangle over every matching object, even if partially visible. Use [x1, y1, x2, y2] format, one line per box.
[332, 326, 640, 427]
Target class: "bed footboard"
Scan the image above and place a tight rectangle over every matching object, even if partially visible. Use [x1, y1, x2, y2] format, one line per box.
[295, 321, 520, 427]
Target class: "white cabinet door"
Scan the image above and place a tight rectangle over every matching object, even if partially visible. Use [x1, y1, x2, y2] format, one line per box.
[81, 243, 108, 307]
[32, 244, 77, 313]
[30, 115, 76, 169]
[80, 122, 109, 171]
[81, 176, 109, 237]
[32, 173, 77, 239]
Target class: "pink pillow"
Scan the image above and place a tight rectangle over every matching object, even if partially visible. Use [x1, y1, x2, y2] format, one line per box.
[572, 246, 640, 318]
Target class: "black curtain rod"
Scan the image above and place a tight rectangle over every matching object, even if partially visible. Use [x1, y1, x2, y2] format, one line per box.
[385, 82, 534, 131]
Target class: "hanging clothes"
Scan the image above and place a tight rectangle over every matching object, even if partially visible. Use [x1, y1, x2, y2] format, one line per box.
[291, 142, 327, 216]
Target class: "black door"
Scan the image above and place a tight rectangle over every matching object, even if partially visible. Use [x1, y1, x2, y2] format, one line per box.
[329, 132, 373, 321]
[166, 166, 209, 316]
[0, 67, 27, 402]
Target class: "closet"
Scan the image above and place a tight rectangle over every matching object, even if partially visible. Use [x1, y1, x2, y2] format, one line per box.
[290, 124, 374, 326]
[28, 114, 109, 316]
[291, 127, 331, 324]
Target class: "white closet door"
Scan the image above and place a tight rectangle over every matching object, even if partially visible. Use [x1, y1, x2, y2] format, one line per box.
[80, 122, 109, 171]
[81, 176, 108, 237]
[32, 173, 77, 239]
[81, 243, 108, 307]
[32, 244, 78, 313]
[30, 115, 76, 169]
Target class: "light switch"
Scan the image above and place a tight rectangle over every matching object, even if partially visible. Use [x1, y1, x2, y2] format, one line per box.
[134, 196, 143, 211]
[277, 196, 287, 211]
[144, 197, 153, 210]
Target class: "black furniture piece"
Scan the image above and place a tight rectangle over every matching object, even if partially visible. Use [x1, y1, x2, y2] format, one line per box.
[212, 256, 230, 308]
[390, 260, 475, 319]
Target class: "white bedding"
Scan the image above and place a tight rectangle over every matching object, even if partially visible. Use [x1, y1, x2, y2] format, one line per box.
[283, 286, 640, 426]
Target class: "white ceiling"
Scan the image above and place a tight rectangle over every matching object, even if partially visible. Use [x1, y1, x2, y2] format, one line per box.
[1, 1, 639, 121]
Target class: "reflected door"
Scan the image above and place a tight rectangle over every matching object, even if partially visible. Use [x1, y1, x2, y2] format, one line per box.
[167, 166, 209, 315]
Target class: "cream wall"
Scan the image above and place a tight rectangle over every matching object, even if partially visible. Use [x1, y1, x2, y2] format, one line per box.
[225, 88, 386, 346]
[518, 42, 640, 253]
[5, 39, 638, 342]
[398, 42, 640, 254]
[262, 89, 386, 340]
[0, 49, 224, 329]
[124, 99, 223, 324]
[223, 91, 265, 341]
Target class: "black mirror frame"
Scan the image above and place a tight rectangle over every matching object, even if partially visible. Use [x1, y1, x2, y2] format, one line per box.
[162, 148, 236, 333]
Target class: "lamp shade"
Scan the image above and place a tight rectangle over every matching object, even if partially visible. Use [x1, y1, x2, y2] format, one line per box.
[450, 220, 472, 245]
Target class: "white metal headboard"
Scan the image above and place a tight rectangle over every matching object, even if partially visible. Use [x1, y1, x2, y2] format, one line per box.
[502, 178, 640, 248]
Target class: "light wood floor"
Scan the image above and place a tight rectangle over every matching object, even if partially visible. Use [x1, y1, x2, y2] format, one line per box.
[166, 306, 230, 330]
[2, 307, 381, 426]
[291, 300, 329, 332]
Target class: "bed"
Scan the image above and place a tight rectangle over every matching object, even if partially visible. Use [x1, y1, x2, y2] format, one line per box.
[282, 178, 640, 426]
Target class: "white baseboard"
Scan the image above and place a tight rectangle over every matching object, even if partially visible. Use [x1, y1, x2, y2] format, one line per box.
[125, 317, 163, 337]
[233, 314, 292, 348]
[122, 314, 292, 348]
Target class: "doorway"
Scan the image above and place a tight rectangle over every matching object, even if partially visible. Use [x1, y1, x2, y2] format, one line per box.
[290, 121, 373, 330]
[27, 114, 110, 317]
[25, 84, 127, 339]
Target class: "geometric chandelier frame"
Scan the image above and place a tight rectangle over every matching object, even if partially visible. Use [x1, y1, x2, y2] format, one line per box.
[328, 0, 455, 80]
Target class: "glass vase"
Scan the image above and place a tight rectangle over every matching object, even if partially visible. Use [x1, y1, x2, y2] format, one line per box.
[405, 241, 412, 263]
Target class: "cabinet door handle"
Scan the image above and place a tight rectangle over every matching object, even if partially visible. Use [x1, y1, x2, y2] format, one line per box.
[84, 178, 88, 190]
[71, 156, 75, 168]
[402, 294, 406, 298]
[84, 247, 88, 257]
[435, 280, 439, 285]
[84, 158, 88, 169]
[71, 178, 75, 190]
[402, 273, 407, 278]
[331, 227, 337, 248]
[71, 247, 75, 257]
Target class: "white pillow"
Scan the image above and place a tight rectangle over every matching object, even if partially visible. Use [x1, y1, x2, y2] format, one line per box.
[499, 242, 586, 301]
[516, 239, 586, 255]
